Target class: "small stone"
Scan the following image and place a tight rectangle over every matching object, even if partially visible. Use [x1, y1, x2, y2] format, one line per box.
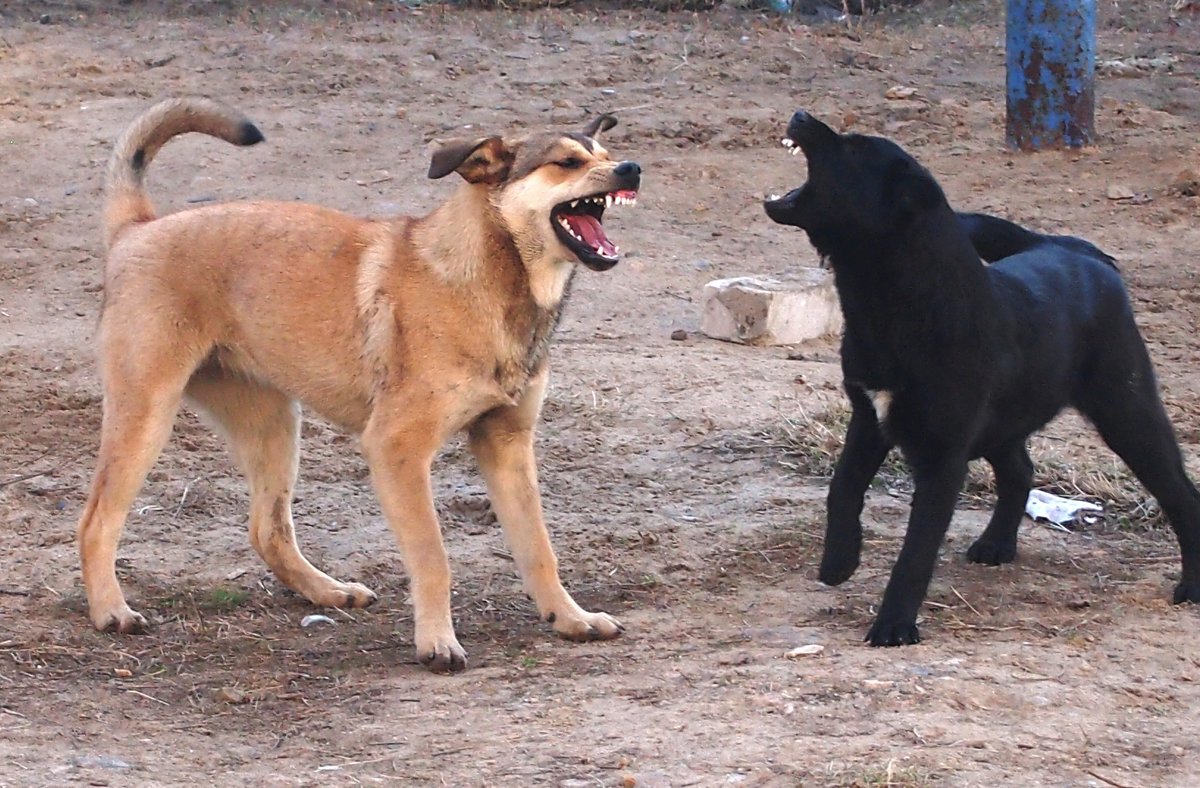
[670, 329, 688, 341]
[1169, 169, 1199, 197]
[1106, 183, 1135, 200]
[785, 644, 825, 657]
[72, 755, 131, 770]
[300, 613, 336, 628]
[113, 667, 132, 678]
[215, 686, 247, 704]
[885, 85, 919, 100]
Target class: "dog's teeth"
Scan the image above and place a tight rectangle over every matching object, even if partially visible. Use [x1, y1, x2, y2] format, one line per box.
[570, 200, 579, 209]
[767, 193, 780, 201]
[791, 148, 800, 156]
[781, 138, 794, 148]
[605, 194, 614, 208]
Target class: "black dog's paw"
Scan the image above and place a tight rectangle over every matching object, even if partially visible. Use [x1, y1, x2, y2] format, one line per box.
[865, 617, 921, 647]
[966, 538, 1017, 566]
[1172, 581, 1200, 605]
[818, 552, 859, 586]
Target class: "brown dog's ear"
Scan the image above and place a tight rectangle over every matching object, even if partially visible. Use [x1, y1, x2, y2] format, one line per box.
[427, 136, 512, 184]
[582, 114, 617, 140]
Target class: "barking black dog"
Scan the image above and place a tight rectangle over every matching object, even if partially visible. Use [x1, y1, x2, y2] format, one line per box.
[764, 110, 1200, 647]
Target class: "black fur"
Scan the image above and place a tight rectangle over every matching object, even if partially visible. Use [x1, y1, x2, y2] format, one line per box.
[957, 211, 1117, 269]
[764, 110, 1200, 646]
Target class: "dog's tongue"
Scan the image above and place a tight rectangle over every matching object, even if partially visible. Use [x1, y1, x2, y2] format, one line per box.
[564, 214, 617, 257]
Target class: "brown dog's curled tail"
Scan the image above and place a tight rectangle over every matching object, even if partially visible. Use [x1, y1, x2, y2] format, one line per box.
[104, 98, 264, 249]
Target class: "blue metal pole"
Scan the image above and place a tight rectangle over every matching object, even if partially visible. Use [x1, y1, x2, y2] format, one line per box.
[1006, 0, 1096, 150]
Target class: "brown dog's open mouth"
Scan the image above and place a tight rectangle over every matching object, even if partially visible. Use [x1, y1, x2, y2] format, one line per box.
[551, 189, 638, 271]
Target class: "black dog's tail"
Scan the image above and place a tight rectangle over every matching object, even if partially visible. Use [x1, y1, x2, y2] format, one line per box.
[958, 212, 1118, 269]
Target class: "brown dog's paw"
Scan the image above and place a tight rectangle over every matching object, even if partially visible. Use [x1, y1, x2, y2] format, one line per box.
[415, 636, 468, 674]
[92, 606, 148, 634]
[550, 609, 624, 642]
[315, 581, 378, 610]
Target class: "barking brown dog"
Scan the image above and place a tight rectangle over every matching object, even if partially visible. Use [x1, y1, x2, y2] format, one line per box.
[78, 98, 641, 672]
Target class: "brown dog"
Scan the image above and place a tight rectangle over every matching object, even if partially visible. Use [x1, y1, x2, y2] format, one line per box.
[78, 98, 641, 672]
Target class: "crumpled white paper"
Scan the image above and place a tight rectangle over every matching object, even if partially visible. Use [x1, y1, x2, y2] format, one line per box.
[1025, 489, 1103, 531]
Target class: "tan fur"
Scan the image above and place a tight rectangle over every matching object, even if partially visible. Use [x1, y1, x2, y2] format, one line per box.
[78, 98, 636, 673]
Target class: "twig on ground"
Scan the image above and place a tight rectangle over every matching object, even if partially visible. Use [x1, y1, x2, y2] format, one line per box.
[951, 586, 982, 617]
[1084, 770, 1141, 788]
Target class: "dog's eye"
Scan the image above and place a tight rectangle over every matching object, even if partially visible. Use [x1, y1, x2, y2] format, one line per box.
[557, 157, 584, 170]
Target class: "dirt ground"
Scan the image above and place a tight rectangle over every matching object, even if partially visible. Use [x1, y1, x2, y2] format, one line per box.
[2, 1, 1199, 785]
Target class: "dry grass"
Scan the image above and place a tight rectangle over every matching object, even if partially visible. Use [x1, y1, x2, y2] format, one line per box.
[767, 404, 1165, 529]
[817, 759, 940, 787]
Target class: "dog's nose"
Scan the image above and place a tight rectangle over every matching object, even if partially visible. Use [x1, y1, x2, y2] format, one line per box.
[791, 110, 814, 126]
[614, 161, 641, 185]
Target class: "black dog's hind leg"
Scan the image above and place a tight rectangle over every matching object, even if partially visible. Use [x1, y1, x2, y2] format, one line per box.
[1075, 350, 1200, 603]
[867, 455, 968, 646]
[820, 391, 893, 586]
[967, 443, 1034, 566]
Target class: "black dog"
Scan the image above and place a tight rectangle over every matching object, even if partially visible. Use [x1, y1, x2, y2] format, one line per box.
[764, 110, 1200, 646]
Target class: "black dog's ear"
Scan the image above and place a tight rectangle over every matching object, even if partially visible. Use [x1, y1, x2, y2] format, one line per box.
[428, 136, 513, 184]
[582, 114, 617, 140]
[890, 167, 945, 217]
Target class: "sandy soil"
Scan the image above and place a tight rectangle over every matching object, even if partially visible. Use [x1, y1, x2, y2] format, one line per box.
[1, 1, 1199, 785]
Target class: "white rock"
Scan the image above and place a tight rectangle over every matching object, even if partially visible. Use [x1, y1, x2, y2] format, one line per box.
[300, 614, 337, 628]
[701, 270, 842, 346]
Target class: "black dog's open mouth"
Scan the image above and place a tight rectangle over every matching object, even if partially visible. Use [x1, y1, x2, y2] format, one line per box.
[552, 189, 638, 271]
[762, 134, 806, 212]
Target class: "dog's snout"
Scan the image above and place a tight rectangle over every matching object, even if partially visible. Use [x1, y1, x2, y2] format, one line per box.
[790, 110, 814, 126]
[787, 110, 815, 140]
[614, 160, 641, 187]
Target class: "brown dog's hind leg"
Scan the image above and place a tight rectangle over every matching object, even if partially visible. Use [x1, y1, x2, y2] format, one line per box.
[185, 371, 377, 609]
[468, 369, 624, 643]
[79, 395, 181, 633]
[78, 341, 198, 633]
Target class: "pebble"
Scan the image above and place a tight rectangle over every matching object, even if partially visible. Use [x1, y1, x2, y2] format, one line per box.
[215, 686, 247, 704]
[300, 613, 336, 628]
[72, 755, 131, 770]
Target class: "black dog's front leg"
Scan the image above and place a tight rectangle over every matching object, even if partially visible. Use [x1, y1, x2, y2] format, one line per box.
[820, 393, 893, 586]
[867, 456, 967, 646]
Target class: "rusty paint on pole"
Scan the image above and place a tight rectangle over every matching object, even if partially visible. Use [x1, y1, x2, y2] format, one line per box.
[1006, 0, 1096, 150]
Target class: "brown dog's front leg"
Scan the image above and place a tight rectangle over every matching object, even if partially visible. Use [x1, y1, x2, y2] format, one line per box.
[468, 369, 624, 643]
[362, 414, 464, 673]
